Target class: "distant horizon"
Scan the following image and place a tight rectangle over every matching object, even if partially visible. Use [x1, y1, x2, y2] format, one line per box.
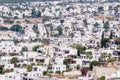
[0, 0, 60, 4]
[0, 0, 119, 4]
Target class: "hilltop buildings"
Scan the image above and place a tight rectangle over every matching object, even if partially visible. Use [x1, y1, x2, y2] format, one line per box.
[0, 0, 120, 80]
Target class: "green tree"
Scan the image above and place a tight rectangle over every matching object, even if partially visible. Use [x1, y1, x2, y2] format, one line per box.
[103, 21, 109, 32]
[94, 22, 99, 31]
[4, 19, 14, 24]
[55, 70, 61, 74]
[31, 63, 35, 66]
[118, 56, 120, 61]
[99, 53, 108, 62]
[63, 58, 72, 69]
[83, 18, 88, 28]
[36, 11, 41, 17]
[110, 30, 113, 39]
[16, 64, 21, 67]
[23, 14, 25, 18]
[106, 58, 115, 62]
[2, 69, 13, 74]
[101, 32, 110, 48]
[108, 53, 112, 59]
[31, 8, 36, 16]
[60, 19, 64, 25]
[42, 16, 51, 23]
[43, 71, 48, 75]
[41, 39, 50, 45]
[86, 52, 93, 59]
[13, 38, 20, 45]
[102, 38, 110, 48]
[10, 57, 18, 64]
[69, 32, 74, 38]
[37, 62, 43, 66]
[109, 5, 112, 10]
[89, 61, 100, 70]
[94, 22, 99, 27]
[31, 9, 41, 18]
[32, 45, 40, 52]
[0, 66, 3, 74]
[27, 65, 32, 72]
[0, 26, 8, 31]
[101, 32, 105, 48]
[99, 76, 105, 80]
[22, 64, 27, 67]
[32, 24, 39, 34]
[71, 44, 86, 56]
[56, 26, 63, 35]
[49, 71, 53, 74]
[21, 46, 28, 52]
[98, 7, 104, 12]
[76, 64, 80, 70]
[10, 24, 24, 34]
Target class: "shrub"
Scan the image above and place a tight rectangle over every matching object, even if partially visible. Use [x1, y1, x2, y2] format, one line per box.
[55, 70, 61, 74]
[10, 57, 18, 64]
[89, 61, 100, 70]
[43, 71, 48, 75]
[10, 24, 24, 34]
[22, 46, 28, 52]
[16, 64, 21, 67]
[4, 19, 14, 24]
[32, 45, 40, 52]
[0, 66, 3, 74]
[99, 76, 105, 80]
[27, 65, 32, 72]
[31, 63, 35, 66]
[22, 64, 27, 67]
[107, 58, 115, 62]
[0, 26, 8, 31]
[37, 62, 43, 66]
[49, 71, 53, 73]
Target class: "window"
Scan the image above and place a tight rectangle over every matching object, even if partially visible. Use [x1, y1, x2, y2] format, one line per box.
[65, 51, 69, 54]
[34, 68, 37, 71]
[37, 74, 39, 77]
[9, 76, 12, 78]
